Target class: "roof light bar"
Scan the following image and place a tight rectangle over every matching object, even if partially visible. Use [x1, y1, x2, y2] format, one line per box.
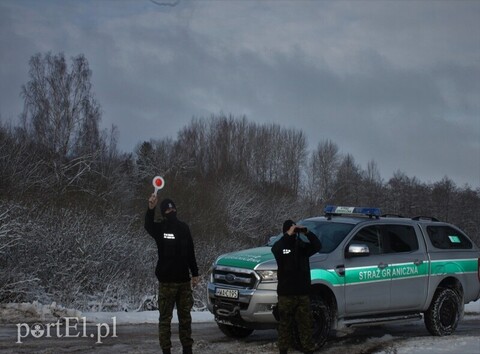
[324, 205, 382, 218]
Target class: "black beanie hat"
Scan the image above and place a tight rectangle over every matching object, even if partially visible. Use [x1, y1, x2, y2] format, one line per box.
[283, 219, 295, 233]
[160, 198, 176, 216]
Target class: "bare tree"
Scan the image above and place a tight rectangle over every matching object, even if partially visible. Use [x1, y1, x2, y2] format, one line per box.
[361, 159, 385, 207]
[385, 170, 425, 216]
[305, 140, 341, 209]
[21, 53, 103, 159]
[0, 203, 41, 302]
[16, 52, 123, 199]
[431, 176, 456, 222]
[333, 154, 362, 205]
[216, 178, 266, 242]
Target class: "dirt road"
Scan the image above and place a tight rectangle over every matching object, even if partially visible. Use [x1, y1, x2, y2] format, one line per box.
[0, 316, 478, 353]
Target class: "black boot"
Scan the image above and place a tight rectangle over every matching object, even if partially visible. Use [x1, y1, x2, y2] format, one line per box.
[183, 346, 193, 354]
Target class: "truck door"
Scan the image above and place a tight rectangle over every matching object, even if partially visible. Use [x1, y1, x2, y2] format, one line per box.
[382, 224, 429, 310]
[344, 225, 391, 315]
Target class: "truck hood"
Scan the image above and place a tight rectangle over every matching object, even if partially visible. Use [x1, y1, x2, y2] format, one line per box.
[216, 246, 277, 270]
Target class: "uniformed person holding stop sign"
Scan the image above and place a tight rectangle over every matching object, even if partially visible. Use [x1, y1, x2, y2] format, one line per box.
[145, 194, 200, 354]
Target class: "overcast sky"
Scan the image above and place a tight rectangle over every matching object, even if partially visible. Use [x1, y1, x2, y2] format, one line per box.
[0, 0, 479, 187]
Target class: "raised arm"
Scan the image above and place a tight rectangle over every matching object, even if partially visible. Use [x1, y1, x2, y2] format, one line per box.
[144, 193, 158, 237]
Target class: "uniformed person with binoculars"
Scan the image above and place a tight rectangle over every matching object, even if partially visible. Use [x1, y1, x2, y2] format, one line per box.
[271, 220, 322, 354]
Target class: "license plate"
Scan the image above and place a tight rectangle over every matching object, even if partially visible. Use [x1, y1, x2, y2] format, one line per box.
[215, 288, 239, 299]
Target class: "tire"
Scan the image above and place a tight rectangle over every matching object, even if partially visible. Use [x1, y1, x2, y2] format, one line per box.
[424, 288, 461, 336]
[294, 296, 332, 350]
[216, 322, 254, 338]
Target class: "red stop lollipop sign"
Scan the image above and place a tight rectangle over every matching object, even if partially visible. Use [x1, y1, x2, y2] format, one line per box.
[152, 176, 165, 196]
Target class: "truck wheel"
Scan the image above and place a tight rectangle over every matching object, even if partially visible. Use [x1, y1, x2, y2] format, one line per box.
[310, 296, 332, 348]
[424, 288, 461, 336]
[216, 323, 254, 338]
[294, 296, 332, 350]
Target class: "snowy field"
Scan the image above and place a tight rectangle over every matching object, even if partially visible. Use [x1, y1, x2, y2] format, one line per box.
[0, 300, 478, 353]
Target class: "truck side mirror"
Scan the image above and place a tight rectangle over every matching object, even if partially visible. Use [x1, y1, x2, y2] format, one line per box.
[346, 244, 370, 258]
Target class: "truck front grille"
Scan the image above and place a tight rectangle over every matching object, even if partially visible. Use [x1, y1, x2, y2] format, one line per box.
[212, 298, 249, 311]
[213, 266, 259, 289]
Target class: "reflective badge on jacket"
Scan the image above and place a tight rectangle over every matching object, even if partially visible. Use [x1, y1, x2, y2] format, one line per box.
[283, 249, 291, 254]
[163, 233, 175, 239]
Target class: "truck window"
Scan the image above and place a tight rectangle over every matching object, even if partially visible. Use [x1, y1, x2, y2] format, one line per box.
[350, 226, 381, 254]
[309, 222, 355, 253]
[427, 226, 473, 249]
[380, 225, 419, 253]
[267, 221, 354, 253]
[350, 224, 418, 254]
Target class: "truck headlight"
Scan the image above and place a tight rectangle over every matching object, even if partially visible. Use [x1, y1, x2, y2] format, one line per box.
[257, 270, 277, 282]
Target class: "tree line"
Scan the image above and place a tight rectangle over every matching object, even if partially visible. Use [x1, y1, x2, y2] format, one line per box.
[1, 52, 479, 311]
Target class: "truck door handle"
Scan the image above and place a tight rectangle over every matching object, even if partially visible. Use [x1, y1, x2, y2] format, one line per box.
[378, 262, 388, 269]
[414, 259, 423, 266]
[335, 265, 345, 276]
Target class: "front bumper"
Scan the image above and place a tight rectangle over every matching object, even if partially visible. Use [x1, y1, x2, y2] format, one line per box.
[207, 281, 278, 329]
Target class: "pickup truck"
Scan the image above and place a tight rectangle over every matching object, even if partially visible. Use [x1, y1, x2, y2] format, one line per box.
[207, 206, 480, 349]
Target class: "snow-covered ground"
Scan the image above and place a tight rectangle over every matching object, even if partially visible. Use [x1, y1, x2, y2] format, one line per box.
[90, 302, 480, 354]
[1, 299, 478, 325]
[91, 301, 480, 325]
[1, 300, 479, 353]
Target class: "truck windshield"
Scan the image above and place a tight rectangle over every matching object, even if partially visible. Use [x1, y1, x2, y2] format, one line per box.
[267, 221, 355, 253]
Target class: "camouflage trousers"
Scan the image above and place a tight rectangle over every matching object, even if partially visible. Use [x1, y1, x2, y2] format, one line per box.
[277, 295, 315, 353]
[158, 281, 194, 350]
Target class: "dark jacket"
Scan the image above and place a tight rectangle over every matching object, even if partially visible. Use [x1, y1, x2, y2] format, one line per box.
[271, 231, 321, 296]
[144, 208, 199, 283]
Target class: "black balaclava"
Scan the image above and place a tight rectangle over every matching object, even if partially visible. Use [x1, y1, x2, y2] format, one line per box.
[160, 198, 177, 221]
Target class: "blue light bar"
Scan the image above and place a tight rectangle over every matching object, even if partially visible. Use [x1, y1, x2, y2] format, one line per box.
[324, 205, 382, 217]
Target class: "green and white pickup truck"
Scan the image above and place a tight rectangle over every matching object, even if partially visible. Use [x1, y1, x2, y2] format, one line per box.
[207, 206, 480, 348]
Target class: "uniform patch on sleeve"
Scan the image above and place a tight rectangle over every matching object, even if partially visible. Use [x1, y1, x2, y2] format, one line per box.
[164, 233, 175, 239]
